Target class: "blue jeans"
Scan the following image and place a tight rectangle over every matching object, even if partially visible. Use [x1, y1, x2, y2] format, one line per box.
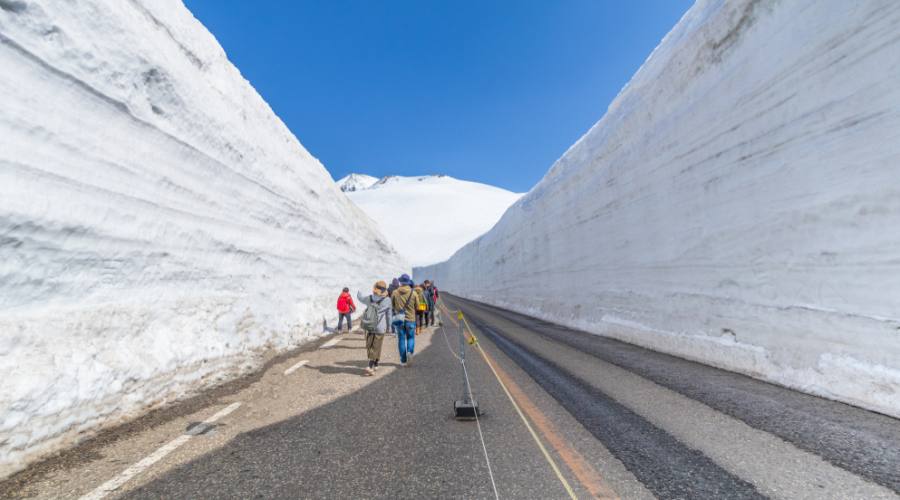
[396, 320, 416, 363]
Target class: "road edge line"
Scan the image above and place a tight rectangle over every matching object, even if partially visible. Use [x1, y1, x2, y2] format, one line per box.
[284, 359, 309, 375]
[440, 302, 578, 499]
[78, 402, 242, 500]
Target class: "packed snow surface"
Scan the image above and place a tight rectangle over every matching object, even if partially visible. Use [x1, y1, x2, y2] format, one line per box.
[336, 173, 378, 192]
[0, 0, 406, 477]
[417, 0, 900, 417]
[343, 175, 522, 267]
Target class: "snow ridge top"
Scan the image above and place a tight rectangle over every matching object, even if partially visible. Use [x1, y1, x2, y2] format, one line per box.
[338, 173, 522, 266]
[339, 173, 511, 194]
[336, 173, 378, 192]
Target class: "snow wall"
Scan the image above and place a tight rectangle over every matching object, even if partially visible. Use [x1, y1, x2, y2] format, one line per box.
[0, 0, 407, 477]
[416, 0, 900, 418]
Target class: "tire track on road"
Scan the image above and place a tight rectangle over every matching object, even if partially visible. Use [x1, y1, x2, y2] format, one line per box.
[452, 295, 900, 494]
[451, 301, 764, 499]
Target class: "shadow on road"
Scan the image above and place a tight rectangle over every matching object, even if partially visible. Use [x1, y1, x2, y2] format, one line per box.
[0, 339, 333, 497]
[124, 334, 500, 499]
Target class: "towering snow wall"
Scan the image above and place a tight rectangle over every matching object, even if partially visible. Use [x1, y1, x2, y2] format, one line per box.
[0, 0, 407, 476]
[417, 0, 900, 418]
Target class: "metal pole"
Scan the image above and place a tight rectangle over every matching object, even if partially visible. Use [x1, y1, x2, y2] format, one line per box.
[459, 315, 468, 403]
[454, 310, 479, 419]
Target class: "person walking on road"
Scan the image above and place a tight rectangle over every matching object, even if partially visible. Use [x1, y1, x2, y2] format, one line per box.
[357, 281, 392, 376]
[423, 280, 437, 327]
[413, 285, 428, 334]
[391, 274, 419, 366]
[387, 278, 400, 334]
[336, 287, 356, 333]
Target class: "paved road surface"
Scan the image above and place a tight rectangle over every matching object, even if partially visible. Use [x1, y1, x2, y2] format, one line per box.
[3, 294, 898, 499]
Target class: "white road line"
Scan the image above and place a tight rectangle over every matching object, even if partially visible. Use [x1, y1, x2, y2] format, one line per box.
[284, 359, 309, 375]
[79, 402, 241, 500]
[320, 336, 342, 349]
[203, 402, 242, 424]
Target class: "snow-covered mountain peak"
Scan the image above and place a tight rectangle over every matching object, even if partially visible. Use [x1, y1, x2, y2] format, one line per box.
[337, 173, 379, 192]
[339, 174, 522, 266]
[367, 174, 510, 192]
[364, 174, 446, 189]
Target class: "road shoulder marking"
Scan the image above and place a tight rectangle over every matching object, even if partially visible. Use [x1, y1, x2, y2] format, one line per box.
[441, 302, 617, 500]
[79, 402, 242, 500]
[284, 359, 309, 375]
[320, 336, 342, 349]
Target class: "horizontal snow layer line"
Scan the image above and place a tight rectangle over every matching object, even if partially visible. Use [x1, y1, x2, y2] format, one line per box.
[1, 0, 407, 479]
[0, 292, 344, 467]
[418, 0, 900, 417]
[0, 32, 304, 204]
[0, 335, 294, 480]
[459, 293, 900, 420]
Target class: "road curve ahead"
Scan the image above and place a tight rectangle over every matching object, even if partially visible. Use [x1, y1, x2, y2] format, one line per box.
[442, 294, 900, 500]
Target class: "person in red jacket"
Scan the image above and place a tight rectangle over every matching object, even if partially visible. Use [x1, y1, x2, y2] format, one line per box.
[336, 287, 356, 333]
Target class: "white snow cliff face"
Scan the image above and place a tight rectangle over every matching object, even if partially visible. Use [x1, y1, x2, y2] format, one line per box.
[416, 0, 900, 418]
[0, 0, 406, 477]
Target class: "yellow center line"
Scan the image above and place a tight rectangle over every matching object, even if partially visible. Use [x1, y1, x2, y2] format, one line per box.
[440, 301, 618, 500]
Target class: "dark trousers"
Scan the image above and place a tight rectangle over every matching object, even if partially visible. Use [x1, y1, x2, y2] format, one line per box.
[366, 332, 384, 368]
[426, 307, 435, 326]
[337, 312, 352, 331]
[416, 310, 426, 330]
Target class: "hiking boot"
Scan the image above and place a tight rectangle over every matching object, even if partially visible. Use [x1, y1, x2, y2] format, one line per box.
[363, 367, 374, 376]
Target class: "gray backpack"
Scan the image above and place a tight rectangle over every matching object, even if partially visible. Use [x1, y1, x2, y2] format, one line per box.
[361, 295, 385, 332]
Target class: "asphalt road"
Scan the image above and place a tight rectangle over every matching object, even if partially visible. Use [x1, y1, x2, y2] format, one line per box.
[444, 295, 900, 499]
[4, 295, 899, 499]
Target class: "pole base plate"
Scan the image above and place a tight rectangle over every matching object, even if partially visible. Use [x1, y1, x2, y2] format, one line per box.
[454, 399, 481, 420]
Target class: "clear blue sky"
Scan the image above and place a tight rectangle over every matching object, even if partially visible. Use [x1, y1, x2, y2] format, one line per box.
[183, 1, 692, 193]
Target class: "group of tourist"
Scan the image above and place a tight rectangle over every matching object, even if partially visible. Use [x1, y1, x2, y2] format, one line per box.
[335, 274, 439, 376]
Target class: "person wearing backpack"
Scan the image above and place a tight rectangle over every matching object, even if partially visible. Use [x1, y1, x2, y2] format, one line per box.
[336, 287, 356, 333]
[390, 274, 419, 366]
[423, 280, 437, 327]
[413, 285, 428, 334]
[356, 281, 392, 376]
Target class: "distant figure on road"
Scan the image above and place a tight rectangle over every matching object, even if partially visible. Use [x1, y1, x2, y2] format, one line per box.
[387, 278, 400, 333]
[391, 274, 419, 366]
[336, 287, 356, 333]
[413, 285, 428, 334]
[423, 280, 438, 327]
[357, 281, 392, 376]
